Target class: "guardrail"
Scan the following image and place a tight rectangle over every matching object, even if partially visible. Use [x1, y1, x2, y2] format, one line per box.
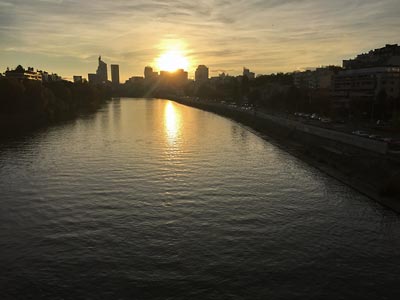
[256, 113, 388, 154]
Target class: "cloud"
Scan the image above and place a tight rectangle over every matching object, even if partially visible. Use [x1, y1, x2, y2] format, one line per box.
[0, 0, 399, 80]
[39, 0, 63, 3]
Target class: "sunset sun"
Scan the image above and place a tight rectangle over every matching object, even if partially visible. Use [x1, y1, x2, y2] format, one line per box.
[156, 50, 189, 72]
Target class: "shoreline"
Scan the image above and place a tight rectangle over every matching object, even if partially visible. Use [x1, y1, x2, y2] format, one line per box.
[0, 101, 109, 138]
[0, 78, 110, 138]
[173, 98, 400, 213]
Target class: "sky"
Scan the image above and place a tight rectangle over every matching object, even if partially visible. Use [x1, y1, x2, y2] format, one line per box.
[1, 0, 400, 81]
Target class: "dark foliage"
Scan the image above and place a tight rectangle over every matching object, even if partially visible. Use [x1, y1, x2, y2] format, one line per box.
[0, 78, 109, 125]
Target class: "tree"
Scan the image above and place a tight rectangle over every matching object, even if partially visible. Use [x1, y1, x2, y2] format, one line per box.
[15, 65, 25, 73]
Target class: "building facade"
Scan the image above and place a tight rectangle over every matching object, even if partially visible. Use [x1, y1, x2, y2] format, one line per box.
[343, 44, 400, 70]
[88, 73, 97, 84]
[127, 76, 144, 84]
[332, 67, 400, 118]
[293, 66, 341, 90]
[159, 69, 188, 86]
[96, 56, 108, 84]
[195, 65, 209, 83]
[334, 67, 400, 100]
[5, 66, 42, 81]
[111, 64, 120, 85]
[143, 66, 155, 79]
[73, 76, 83, 83]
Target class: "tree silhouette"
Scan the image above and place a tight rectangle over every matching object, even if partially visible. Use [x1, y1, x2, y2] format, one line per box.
[15, 65, 25, 73]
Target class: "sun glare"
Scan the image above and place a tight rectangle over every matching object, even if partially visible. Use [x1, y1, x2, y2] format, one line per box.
[164, 101, 181, 142]
[156, 50, 189, 72]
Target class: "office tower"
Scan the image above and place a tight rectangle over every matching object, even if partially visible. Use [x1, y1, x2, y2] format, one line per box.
[96, 56, 108, 83]
[111, 64, 120, 85]
[195, 65, 209, 83]
[144, 66, 152, 79]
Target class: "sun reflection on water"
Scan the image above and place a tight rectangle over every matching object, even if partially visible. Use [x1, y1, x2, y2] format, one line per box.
[164, 101, 182, 146]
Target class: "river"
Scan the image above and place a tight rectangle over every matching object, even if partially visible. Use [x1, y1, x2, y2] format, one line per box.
[1, 98, 399, 299]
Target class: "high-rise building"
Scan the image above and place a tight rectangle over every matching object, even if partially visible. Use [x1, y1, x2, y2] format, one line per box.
[111, 64, 120, 85]
[144, 66, 158, 80]
[144, 66, 153, 79]
[195, 65, 209, 83]
[96, 56, 108, 83]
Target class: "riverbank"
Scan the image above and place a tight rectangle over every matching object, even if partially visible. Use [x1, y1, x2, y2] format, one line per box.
[0, 79, 110, 137]
[0, 104, 107, 137]
[173, 98, 400, 213]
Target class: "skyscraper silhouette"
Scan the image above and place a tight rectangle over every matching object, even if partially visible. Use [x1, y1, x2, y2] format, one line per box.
[144, 66, 154, 79]
[195, 65, 209, 83]
[96, 56, 108, 83]
[111, 64, 120, 85]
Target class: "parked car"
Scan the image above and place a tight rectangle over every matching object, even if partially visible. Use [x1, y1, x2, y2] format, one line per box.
[379, 137, 393, 143]
[320, 117, 332, 123]
[376, 120, 389, 126]
[352, 130, 370, 137]
[368, 134, 384, 140]
[310, 113, 320, 120]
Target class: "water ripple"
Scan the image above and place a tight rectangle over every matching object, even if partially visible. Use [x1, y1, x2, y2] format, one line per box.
[1, 98, 400, 299]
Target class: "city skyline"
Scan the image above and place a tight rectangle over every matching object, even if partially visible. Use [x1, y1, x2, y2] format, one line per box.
[1, 0, 400, 81]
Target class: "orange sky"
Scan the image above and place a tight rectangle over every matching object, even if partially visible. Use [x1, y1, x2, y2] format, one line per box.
[0, 0, 399, 81]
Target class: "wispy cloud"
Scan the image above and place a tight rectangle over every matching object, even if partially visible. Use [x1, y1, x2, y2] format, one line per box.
[0, 0, 399, 80]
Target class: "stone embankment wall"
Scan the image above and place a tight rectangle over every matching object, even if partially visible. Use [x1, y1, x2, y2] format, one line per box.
[174, 98, 400, 208]
[177, 99, 388, 154]
[258, 112, 388, 154]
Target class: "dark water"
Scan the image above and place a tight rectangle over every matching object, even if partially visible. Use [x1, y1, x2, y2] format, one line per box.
[1, 98, 399, 299]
